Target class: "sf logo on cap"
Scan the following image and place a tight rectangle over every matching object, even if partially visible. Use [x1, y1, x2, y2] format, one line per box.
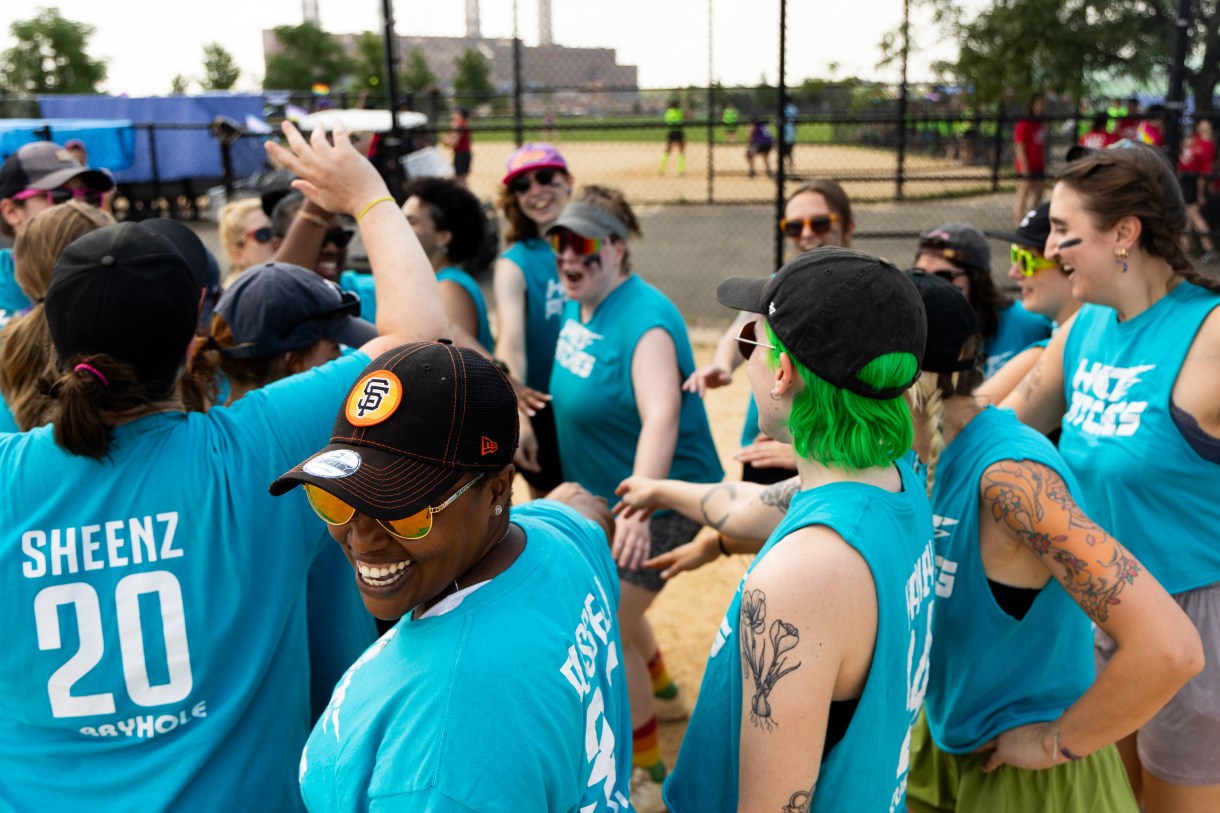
[347, 370, 402, 426]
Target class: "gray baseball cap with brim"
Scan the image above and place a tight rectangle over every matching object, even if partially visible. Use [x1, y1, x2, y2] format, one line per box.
[543, 202, 628, 240]
[0, 141, 115, 200]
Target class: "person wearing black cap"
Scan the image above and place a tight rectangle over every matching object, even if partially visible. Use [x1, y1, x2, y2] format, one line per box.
[914, 221, 1052, 378]
[0, 120, 456, 809]
[657, 247, 935, 812]
[902, 270, 1198, 813]
[544, 185, 723, 809]
[0, 140, 115, 326]
[977, 203, 1080, 406]
[270, 342, 631, 811]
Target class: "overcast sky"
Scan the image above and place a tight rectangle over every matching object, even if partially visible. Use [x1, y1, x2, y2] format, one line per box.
[0, 0, 972, 96]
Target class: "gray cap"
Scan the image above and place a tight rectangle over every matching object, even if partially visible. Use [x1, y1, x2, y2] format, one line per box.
[0, 141, 115, 201]
[214, 262, 376, 358]
[543, 202, 628, 240]
[917, 222, 990, 272]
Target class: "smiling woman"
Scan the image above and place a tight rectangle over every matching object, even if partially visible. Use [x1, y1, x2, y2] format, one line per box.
[270, 341, 634, 811]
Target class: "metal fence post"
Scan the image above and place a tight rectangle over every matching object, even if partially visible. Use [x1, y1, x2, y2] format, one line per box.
[774, 0, 787, 273]
[990, 110, 1004, 193]
[148, 123, 164, 209]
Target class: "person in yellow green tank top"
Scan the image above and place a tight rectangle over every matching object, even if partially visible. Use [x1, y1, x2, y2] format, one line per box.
[659, 100, 686, 176]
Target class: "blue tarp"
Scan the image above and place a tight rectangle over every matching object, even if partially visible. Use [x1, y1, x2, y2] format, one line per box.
[37, 95, 269, 184]
[0, 118, 136, 171]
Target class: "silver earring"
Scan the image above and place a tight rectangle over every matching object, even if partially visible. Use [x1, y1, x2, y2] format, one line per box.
[493, 504, 503, 516]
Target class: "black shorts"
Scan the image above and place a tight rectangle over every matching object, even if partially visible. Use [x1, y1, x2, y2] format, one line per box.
[1017, 170, 1046, 181]
[748, 143, 772, 156]
[667, 130, 685, 145]
[453, 151, 472, 177]
[1181, 173, 1200, 206]
[519, 403, 564, 492]
[619, 512, 702, 593]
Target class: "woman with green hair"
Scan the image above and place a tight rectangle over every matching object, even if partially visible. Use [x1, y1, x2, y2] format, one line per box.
[629, 247, 936, 812]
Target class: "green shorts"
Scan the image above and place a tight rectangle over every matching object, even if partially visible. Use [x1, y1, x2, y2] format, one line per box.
[906, 711, 1138, 813]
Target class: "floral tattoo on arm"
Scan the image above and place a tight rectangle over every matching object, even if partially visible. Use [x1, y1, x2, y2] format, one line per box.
[740, 589, 801, 731]
[759, 478, 799, 514]
[982, 460, 1140, 623]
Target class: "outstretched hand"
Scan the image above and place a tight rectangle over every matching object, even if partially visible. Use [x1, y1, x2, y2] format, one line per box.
[682, 364, 733, 397]
[265, 121, 389, 218]
[613, 475, 663, 521]
[644, 526, 723, 580]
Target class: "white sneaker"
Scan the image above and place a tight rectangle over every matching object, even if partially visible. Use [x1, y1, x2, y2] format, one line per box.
[653, 688, 690, 723]
[630, 767, 668, 813]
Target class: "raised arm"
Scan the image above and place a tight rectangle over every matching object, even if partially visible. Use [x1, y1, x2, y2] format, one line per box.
[1000, 316, 1072, 434]
[737, 525, 877, 812]
[492, 257, 530, 388]
[266, 122, 450, 355]
[977, 459, 1203, 771]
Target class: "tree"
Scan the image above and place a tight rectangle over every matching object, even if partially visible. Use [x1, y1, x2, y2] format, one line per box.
[202, 42, 240, 91]
[0, 8, 107, 94]
[350, 31, 385, 95]
[171, 74, 191, 95]
[401, 47, 436, 93]
[264, 22, 355, 91]
[884, 0, 1220, 114]
[452, 48, 495, 109]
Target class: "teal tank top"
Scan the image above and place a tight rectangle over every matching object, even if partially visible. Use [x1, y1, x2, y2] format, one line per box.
[549, 275, 723, 504]
[1059, 282, 1220, 594]
[925, 406, 1094, 752]
[502, 238, 566, 392]
[436, 266, 495, 353]
[664, 461, 936, 812]
[983, 301, 1053, 378]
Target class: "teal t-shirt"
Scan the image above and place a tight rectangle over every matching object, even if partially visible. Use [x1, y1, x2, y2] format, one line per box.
[664, 461, 936, 812]
[339, 270, 377, 323]
[0, 391, 18, 434]
[1059, 282, 1220, 594]
[0, 247, 31, 329]
[299, 501, 632, 813]
[550, 275, 723, 504]
[436, 266, 495, 353]
[983, 301, 1053, 378]
[924, 406, 1093, 753]
[0, 351, 369, 811]
[502, 238, 566, 392]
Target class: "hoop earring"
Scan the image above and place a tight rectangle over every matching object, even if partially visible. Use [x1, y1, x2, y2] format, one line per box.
[1115, 247, 1128, 273]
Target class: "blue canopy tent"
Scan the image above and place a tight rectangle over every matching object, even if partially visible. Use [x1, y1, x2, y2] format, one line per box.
[0, 118, 136, 172]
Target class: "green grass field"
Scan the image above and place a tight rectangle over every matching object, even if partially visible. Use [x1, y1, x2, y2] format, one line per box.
[468, 117, 836, 144]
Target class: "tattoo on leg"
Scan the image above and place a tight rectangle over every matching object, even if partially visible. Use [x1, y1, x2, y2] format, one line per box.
[759, 478, 799, 514]
[783, 785, 815, 813]
[982, 460, 1140, 624]
[699, 482, 738, 530]
[739, 589, 801, 731]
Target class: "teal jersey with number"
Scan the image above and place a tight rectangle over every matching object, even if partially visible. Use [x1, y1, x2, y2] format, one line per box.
[1059, 282, 1220, 594]
[983, 302, 1053, 378]
[0, 351, 369, 811]
[924, 406, 1093, 753]
[550, 275, 723, 505]
[436, 266, 495, 353]
[664, 461, 936, 813]
[502, 238, 566, 392]
[299, 500, 631, 813]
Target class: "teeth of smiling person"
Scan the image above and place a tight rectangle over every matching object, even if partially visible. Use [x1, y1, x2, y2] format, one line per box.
[357, 561, 411, 582]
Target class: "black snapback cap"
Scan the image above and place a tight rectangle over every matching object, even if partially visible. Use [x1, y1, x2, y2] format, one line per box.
[716, 246, 926, 400]
[904, 269, 981, 374]
[270, 342, 519, 519]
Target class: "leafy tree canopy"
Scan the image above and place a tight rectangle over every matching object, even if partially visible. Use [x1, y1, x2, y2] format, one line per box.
[0, 7, 107, 94]
[264, 22, 355, 91]
[202, 42, 240, 91]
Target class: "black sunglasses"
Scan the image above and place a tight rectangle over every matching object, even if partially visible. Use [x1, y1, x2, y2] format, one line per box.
[325, 228, 355, 249]
[508, 168, 559, 195]
[735, 320, 776, 361]
[238, 226, 273, 247]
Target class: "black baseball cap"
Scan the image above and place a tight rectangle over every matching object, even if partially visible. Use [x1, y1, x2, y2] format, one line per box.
[716, 246, 926, 400]
[0, 141, 115, 201]
[904, 270, 980, 374]
[985, 202, 1050, 251]
[138, 218, 221, 330]
[917, 222, 990, 272]
[270, 342, 519, 519]
[214, 262, 377, 358]
[45, 222, 199, 381]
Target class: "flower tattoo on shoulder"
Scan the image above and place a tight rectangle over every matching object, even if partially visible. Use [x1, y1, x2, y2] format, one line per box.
[739, 589, 802, 730]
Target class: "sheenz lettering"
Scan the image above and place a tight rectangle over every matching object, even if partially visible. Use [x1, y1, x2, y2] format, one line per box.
[22, 512, 182, 579]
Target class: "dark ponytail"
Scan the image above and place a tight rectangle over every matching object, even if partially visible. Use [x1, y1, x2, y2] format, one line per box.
[48, 355, 177, 460]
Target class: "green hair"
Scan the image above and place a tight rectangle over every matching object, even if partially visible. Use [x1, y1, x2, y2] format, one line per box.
[766, 323, 916, 472]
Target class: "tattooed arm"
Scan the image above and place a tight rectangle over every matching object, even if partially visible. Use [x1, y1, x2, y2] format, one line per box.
[614, 475, 800, 542]
[998, 312, 1074, 434]
[976, 459, 1203, 772]
[737, 524, 877, 812]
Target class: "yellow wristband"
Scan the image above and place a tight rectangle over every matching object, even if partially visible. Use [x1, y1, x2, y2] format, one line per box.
[356, 196, 395, 224]
[297, 211, 327, 228]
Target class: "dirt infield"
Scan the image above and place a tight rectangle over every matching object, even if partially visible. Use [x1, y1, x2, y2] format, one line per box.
[464, 140, 999, 205]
